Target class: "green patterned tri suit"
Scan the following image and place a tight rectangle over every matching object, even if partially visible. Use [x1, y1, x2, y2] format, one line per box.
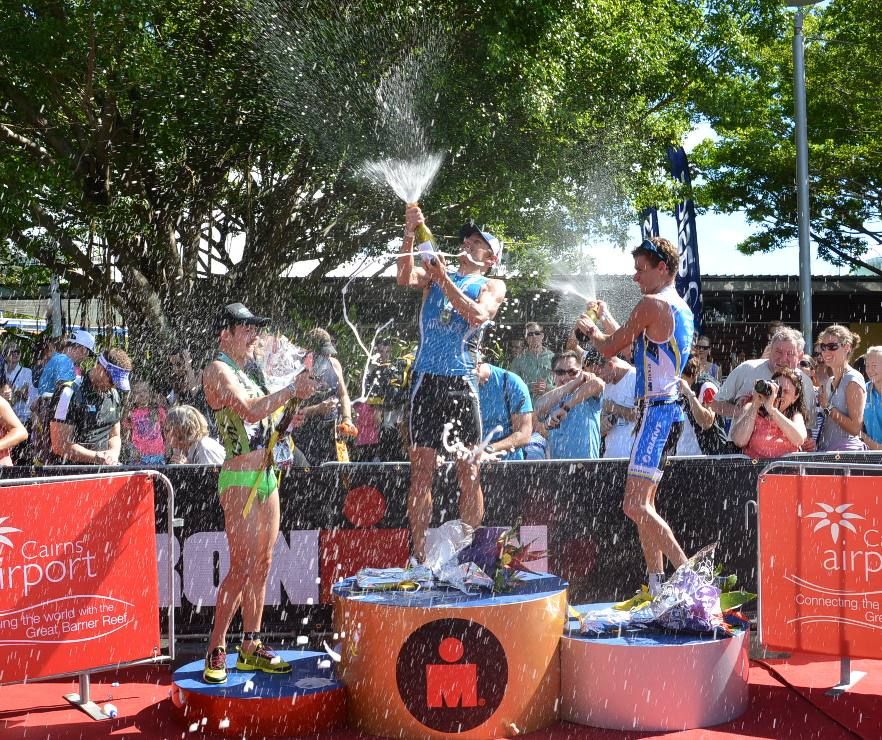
[213, 352, 280, 502]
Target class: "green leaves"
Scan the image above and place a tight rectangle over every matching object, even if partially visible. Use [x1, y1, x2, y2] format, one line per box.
[692, 0, 882, 266]
[1, 0, 798, 336]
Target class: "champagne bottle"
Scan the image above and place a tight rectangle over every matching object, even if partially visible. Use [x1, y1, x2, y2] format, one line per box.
[574, 304, 601, 345]
[408, 202, 437, 265]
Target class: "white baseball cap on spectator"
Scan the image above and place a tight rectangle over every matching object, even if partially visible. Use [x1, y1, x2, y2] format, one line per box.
[69, 329, 96, 355]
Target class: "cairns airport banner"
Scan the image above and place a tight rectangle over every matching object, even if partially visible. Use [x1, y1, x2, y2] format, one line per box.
[759, 473, 882, 660]
[0, 475, 160, 683]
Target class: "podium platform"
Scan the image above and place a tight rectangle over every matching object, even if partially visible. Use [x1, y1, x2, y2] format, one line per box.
[561, 603, 750, 731]
[170, 650, 346, 737]
[333, 572, 567, 739]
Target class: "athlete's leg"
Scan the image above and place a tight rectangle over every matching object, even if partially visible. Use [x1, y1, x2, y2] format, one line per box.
[455, 457, 484, 531]
[408, 445, 437, 560]
[622, 475, 687, 572]
[208, 482, 280, 655]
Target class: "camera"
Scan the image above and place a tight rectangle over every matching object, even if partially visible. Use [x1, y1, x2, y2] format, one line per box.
[754, 379, 774, 397]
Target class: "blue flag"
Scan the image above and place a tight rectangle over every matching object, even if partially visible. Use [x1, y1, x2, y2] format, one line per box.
[641, 207, 659, 240]
[666, 146, 703, 333]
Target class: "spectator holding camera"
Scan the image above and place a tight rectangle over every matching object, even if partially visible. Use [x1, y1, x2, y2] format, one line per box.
[815, 325, 866, 452]
[730, 368, 807, 458]
[712, 327, 816, 435]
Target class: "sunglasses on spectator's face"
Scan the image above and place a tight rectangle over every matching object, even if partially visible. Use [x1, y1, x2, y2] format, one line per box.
[819, 342, 841, 352]
[527, 331, 543, 337]
[696, 344, 710, 350]
[553, 367, 579, 377]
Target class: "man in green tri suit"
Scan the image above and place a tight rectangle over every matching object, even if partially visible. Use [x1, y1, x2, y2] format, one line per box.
[201, 303, 315, 684]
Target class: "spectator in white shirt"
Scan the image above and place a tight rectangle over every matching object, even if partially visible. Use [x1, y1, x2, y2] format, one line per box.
[164, 405, 225, 465]
[581, 347, 638, 459]
[712, 327, 816, 438]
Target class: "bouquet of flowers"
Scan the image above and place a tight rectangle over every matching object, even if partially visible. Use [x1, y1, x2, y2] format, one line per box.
[251, 333, 307, 392]
[456, 523, 546, 593]
[571, 543, 755, 638]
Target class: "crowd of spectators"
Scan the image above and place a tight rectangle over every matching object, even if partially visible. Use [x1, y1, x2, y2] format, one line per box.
[0, 315, 880, 467]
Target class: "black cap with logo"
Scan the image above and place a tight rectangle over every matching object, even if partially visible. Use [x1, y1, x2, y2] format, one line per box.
[216, 302, 271, 333]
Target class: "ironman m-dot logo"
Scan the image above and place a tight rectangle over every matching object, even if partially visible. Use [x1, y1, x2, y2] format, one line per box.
[396, 617, 508, 732]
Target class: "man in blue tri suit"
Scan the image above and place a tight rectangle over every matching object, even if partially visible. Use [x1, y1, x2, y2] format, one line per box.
[398, 206, 506, 560]
[475, 359, 533, 460]
[576, 237, 694, 600]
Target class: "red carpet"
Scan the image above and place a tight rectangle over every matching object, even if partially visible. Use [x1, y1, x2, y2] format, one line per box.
[757, 654, 882, 740]
[0, 659, 875, 739]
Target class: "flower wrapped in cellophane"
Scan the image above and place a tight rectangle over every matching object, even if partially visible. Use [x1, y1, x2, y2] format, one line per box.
[251, 333, 307, 392]
[466, 523, 547, 593]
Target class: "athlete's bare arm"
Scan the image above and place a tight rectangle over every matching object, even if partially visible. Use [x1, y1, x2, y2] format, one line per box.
[577, 296, 667, 358]
[203, 361, 314, 423]
[425, 267, 506, 326]
[397, 205, 431, 290]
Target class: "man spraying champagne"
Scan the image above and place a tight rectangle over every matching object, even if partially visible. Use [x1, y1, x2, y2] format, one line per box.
[575, 238, 694, 604]
[397, 206, 506, 560]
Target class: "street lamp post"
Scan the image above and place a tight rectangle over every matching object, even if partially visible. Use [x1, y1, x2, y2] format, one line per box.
[788, 0, 822, 349]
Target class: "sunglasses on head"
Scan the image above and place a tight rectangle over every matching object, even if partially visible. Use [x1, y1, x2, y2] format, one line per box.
[638, 238, 666, 260]
[459, 220, 488, 241]
[553, 368, 579, 377]
[819, 342, 841, 352]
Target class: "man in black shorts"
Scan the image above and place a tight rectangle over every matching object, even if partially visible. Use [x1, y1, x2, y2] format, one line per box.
[397, 207, 506, 560]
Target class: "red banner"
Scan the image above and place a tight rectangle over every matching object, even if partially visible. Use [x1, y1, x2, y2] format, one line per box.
[0, 474, 160, 683]
[759, 474, 882, 659]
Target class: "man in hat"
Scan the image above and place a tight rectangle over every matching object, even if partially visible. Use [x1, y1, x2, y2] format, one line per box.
[200, 302, 315, 685]
[49, 347, 133, 465]
[397, 207, 506, 561]
[578, 342, 638, 459]
[37, 329, 96, 395]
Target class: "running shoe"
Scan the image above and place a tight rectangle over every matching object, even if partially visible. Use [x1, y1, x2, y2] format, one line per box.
[612, 584, 653, 612]
[203, 646, 228, 684]
[235, 641, 291, 674]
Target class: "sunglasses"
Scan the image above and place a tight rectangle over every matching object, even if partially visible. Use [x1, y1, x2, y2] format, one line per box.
[554, 368, 579, 377]
[798, 360, 813, 369]
[527, 331, 544, 337]
[637, 238, 666, 261]
[695, 345, 711, 350]
[819, 342, 842, 352]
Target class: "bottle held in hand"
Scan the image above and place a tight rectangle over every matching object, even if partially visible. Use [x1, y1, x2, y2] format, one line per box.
[574, 304, 600, 345]
[409, 203, 437, 265]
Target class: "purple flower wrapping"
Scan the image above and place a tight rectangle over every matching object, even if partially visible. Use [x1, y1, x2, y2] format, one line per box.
[456, 526, 508, 574]
[650, 544, 724, 633]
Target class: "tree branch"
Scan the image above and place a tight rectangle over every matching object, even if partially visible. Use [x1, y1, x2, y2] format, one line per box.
[0, 123, 56, 165]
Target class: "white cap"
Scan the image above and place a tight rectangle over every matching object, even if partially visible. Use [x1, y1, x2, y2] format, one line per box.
[69, 329, 96, 354]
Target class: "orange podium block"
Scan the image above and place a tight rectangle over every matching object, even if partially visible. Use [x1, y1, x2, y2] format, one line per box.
[333, 573, 567, 739]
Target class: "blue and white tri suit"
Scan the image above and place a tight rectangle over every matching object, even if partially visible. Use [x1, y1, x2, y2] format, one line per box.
[410, 271, 488, 451]
[628, 285, 694, 483]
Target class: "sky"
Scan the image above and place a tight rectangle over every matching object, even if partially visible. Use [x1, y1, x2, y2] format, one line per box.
[584, 122, 856, 277]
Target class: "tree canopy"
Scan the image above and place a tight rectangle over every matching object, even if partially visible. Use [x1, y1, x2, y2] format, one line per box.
[1, 0, 782, 343]
[691, 0, 882, 272]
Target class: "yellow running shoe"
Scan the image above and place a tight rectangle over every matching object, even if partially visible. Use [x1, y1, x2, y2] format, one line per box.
[203, 646, 228, 684]
[235, 641, 291, 674]
[613, 584, 653, 611]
